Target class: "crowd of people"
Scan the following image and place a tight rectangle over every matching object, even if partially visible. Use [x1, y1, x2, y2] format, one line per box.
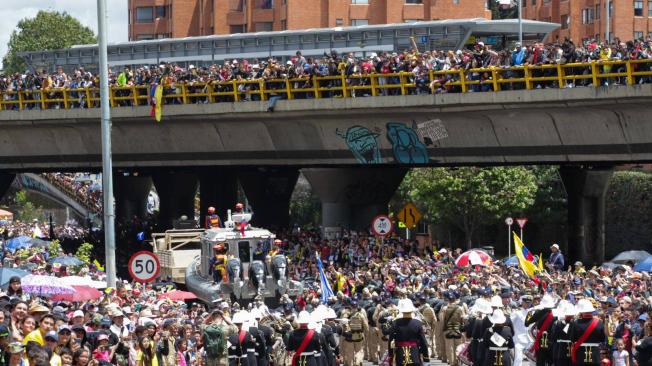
[2, 37, 652, 110]
[0, 222, 649, 366]
[43, 174, 102, 214]
[0, 220, 89, 242]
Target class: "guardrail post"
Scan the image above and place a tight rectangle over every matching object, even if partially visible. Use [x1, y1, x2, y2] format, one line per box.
[491, 69, 500, 92]
[109, 87, 116, 107]
[524, 66, 532, 90]
[85, 88, 93, 108]
[459, 70, 467, 93]
[370, 73, 378, 96]
[17, 91, 24, 111]
[285, 79, 293, 100]
[40, 88, 47, 110]
[313, 76, 320, 99]
[626, 61, 634, 85]
[340, 72, 348, 98]
[207, 83, 215, 103]
[63, 88, 70, 109]
[557, 64, 565, 88]
[399, 72, 407, 95]
[259, 80, 267, 101]
[132, 85, 139, 106]
[591, 62, 599, 87]
[181, 84, 189, 104]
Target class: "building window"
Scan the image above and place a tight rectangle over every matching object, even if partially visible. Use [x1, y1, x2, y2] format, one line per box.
[137, 34, 155, 40]
[128, 9, 132, 24]
[230, 25, 246, 33]
[351, 0, 369, 3]
[136, 7, 154, 23]
[635, 0, 643, 15]
[256, 0, 274, 9]
[649, 1, 652, 15]
[582, 8, 595, 23]
[155, 5, 166, 18]
[453, 0, 459, 4]
[335, 18, 344, 26]
[255, 22, 273, 31]
[281, 20, 287, 30]
[351, 19, 369, 26]
[404, 19, 420, 23]
[561, 14, 570, 28]
[634, 31, 644, 38]
[406, 0, 423, 3]
[595, 4, 600, 19]
[532, 0, 536, 6]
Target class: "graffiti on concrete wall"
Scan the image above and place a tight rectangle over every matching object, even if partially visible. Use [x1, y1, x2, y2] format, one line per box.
[414, 118, 448, 146]
[336, 126, 382, 164]
[386, 122, 429, 164]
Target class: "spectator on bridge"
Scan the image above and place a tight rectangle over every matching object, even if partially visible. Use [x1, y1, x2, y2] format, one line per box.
[547, 243, 565, 271]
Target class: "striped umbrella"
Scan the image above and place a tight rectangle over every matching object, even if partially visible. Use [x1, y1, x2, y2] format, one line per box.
[455, 249, 493, 267]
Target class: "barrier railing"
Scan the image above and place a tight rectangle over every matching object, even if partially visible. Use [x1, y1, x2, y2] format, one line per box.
[1, 59, 651, 111]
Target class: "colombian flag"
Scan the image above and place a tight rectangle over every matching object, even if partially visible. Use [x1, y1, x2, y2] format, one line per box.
[513, 232, 538, 279]
[150, 84, 163, 122]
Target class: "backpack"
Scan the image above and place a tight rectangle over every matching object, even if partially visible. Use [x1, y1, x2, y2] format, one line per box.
[348, 312, 365, 342]
[202, 323, 227, 357]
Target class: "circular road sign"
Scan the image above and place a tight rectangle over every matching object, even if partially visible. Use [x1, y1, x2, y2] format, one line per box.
[505, 217, 514, 226]
[128, 251, 160, 283]
[371, 215, 394, 237]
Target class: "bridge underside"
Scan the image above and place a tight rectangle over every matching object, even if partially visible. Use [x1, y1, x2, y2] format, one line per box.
[1, 86, 652, 170]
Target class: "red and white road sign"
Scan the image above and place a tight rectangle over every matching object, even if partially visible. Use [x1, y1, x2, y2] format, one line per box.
[371, 215, 393, 237]
[516, 218, 528, 229]
[128, 251, 160, 283]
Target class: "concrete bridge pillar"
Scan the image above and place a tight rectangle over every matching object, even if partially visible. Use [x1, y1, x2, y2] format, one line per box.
[199, 168, 238, 228]
[152, 172, 198, 230]
[0, 172, 15, 201]
[303, 167, 407, 232]
[559, 166, 614, 266]
[113, 175, 152, 222]
[238, 168, 299, 229]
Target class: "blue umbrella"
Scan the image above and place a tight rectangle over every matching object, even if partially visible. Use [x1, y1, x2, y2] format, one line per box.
[4, 236, 32, 251]
[634, 256, 652, 272]
[503, 255, 519, 267]
[48, 256, 85, 267]
[0, 268, 29, 288]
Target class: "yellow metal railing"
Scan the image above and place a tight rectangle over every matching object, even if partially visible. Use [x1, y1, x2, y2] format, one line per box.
[1, 59, 652, 111]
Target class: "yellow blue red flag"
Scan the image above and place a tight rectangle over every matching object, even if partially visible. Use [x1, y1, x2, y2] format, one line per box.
[513, 232, 538, 279]
[150, 84, 163, 122]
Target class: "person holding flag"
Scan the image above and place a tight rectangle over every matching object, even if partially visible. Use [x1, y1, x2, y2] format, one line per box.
[315, 252, 334, 304]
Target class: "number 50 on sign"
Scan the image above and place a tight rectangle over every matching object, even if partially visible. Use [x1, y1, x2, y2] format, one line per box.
[128, 251, 160, 283]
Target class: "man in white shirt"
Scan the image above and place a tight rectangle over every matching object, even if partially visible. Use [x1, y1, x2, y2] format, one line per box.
[109, 311, 130, 340]
[511, 295, 533, 366]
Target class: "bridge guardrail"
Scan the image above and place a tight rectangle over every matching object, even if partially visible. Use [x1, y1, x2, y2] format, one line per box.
[1, 59, 652, 111]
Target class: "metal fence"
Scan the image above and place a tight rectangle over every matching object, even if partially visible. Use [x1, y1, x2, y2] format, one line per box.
[2, 59, 652, 111]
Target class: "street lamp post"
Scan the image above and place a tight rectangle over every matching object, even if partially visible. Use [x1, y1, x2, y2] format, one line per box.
[97, 0, 117, 288]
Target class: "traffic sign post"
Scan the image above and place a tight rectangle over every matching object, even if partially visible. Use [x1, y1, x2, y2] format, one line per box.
[505, 217, 513, 257]
[516, 218, 528, 242]
[371, 215, 393, 237]
[128, 251, 160, 283]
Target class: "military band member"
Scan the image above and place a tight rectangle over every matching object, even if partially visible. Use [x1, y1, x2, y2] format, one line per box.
[525, 294, 557, 366]
[287, 311, 323, 366]
[483, 309, 514, 366]
[228, 311, 258, 366]
[570, 299, 606, 366]
[387, 299, 429, 366]
[550, 301, 577, 366]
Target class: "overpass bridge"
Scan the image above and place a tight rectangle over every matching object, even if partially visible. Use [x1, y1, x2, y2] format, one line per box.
[2, 75, 652, 264]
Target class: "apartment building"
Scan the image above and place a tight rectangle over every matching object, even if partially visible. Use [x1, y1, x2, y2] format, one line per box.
[128, 0, 492, 40]
[522, 0, 652, 42]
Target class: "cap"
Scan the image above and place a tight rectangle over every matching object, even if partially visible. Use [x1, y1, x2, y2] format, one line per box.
[45, 331, 58, 341]
[7, 342, 24, 354]
[551, 243, 560, 250]
[100, 317, 112, 327]
[97, 333, 109, 342]
[58, 326, 71, 334]
[73, 310, 84, 318]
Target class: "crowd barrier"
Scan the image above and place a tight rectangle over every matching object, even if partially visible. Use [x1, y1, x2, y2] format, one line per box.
[1, 59, 652, 111]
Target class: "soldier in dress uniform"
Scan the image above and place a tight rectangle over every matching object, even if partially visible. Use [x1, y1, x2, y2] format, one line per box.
[320, 307, 340, 366]
[483, 309, 514, 366]
[248, 309, 269, 366]
[511, 295, 533, 366]
[525, 294, 557, 366]
[228, 311, 258, 366]
[570, 299, 606, 366]
[205, 206, 223, 228]
[468, 298, 493, 366]
[387, 299, 429, 366]
[550, 300, 577, 366]
[287, 311, 322, 366]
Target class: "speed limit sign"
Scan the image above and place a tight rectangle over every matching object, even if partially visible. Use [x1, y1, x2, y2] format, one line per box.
[128, 251, 160, 283]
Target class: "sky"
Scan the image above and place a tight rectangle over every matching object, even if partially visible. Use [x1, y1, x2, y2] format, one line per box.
[0, 0, 129, 69]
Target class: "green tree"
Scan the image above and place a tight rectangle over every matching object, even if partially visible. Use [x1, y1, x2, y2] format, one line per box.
[400, 167, 537, 248]
[2, 11, 96, 74]
[289, 175, 321, 228]
[14, 190, 44, 222]
[75, 242, 94, 263]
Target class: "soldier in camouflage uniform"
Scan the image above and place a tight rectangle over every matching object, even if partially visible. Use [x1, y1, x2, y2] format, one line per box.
[418, 296, 437, 359]
[340, 301, 368, 366]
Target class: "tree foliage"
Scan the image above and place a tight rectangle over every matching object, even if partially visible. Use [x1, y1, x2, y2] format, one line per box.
[14, 190, 44, 222]
[3, 11, 96, 74]
[75, 242, 95, 263]
[400, 167, 537, 248]
[289, 175, 321, 229]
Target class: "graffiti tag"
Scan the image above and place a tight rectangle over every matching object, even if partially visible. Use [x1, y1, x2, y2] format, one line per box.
[336, 126, 382, 164]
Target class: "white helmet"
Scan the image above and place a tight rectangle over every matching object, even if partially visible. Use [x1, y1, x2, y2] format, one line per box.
[297, 311, 311, 324]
